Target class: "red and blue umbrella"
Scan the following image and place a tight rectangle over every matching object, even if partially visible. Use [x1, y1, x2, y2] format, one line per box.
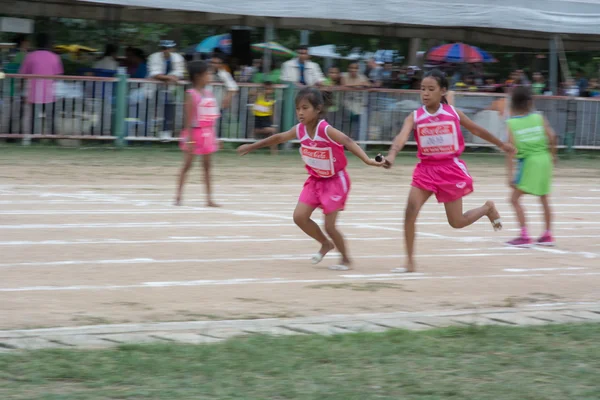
[427, 43, 497, 63]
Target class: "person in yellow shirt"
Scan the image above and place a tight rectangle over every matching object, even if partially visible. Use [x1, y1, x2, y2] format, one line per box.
[252, 81, 278, 154]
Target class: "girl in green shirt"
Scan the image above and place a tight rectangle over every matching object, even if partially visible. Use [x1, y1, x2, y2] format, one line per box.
[505, 86, 557, 247]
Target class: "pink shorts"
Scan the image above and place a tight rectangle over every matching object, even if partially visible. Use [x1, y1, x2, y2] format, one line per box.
[179, 127, 218, 155]
[299, 170, 351, 214]
[412, 158, 474, 203]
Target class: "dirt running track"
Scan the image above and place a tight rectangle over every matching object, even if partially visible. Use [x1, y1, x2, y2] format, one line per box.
[1, 148, 599, 330]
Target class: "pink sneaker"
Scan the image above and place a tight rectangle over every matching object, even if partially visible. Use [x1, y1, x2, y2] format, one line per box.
[537, 233, 555, 247]
[506, 236, 533, 248]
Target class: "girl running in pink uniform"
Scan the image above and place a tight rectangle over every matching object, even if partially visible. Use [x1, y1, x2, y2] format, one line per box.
[175, 60, 220, 207]
[238, 88, 383, 270]
[384, 70, 514, 273]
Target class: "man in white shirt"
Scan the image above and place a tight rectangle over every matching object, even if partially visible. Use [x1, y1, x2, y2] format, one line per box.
[148, 40, 185, 82]
[210, 52, 239, 110]
[147, 40, 185, 140]
[281, 46, 325, 87]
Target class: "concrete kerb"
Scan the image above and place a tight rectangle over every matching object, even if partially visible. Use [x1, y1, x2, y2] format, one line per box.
[1, 304, 600, 350]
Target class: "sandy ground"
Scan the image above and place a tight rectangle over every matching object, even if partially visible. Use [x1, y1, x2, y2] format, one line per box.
[1, 148, 599, 329]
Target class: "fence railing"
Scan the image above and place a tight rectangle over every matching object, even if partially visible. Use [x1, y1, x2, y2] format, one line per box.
[2, 74, 600, 150]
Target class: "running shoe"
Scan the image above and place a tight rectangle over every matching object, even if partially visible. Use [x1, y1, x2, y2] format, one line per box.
[536, 233, 555, 247]
[506, 236, 532, 248]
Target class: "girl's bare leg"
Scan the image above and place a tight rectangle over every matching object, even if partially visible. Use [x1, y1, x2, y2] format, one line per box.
[510, 188, 526, 229]
[444, 199, 500, 229]
[540, 195, 552, 232]
[324, 211, 351, 268]
[202, 154, 220, 207]
[293, 202, 334, 259]
[175, 152, 194, 206]
[402, 187, 433, 273]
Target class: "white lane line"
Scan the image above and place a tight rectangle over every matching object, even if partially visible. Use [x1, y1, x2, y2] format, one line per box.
[503, 267, 587, 272]
[1, 183, 590, 188]
[0, 252, 542, 269]
[530, 246, 598, 259]
[2, 202, 598, 214]
[2, 271, 599, 292]
[0, 236, 399, 246]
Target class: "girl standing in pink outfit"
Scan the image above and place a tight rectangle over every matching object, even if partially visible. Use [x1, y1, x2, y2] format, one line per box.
[238, 88, 383, 270]
[384, 70, 514, 273]
[175, 61, 220, 207]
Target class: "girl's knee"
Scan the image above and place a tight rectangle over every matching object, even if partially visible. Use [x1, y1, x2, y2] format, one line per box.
[405, 202, 419, 222]
[324, 220, 338, 237]
[447, 216, 463, 229]
[293, 211, 309, 227]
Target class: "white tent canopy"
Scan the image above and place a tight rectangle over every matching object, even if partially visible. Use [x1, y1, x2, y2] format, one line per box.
[81, 0, 600, 36]
[4, 0, 600, 49]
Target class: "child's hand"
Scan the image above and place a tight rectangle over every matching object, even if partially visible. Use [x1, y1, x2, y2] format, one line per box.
[382, 155, 395, 169]
[186, 140, 196, 153]
[366, 158, 385, 167]
[500, 142, 516, 155]
[237, 144, 252, 156]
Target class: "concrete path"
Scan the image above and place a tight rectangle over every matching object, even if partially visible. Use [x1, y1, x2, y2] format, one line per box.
[1, 304, 599, 351]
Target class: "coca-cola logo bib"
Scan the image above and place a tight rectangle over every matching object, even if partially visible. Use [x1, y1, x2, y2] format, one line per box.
[417, 121, 459, 155]
[300, 145, 334, 178]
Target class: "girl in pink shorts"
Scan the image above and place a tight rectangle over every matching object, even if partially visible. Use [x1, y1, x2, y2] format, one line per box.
[384, 69, 515, 273]
[238, 88, 383, 270]
[175, 60, 220, 207]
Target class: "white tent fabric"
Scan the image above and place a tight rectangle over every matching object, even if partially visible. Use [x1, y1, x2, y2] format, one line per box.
[308, 45, 360, 60]
[81, 0, 600, 35]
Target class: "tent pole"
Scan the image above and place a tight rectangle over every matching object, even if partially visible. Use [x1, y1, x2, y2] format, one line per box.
[549, 36, 558, 95]
[263, 19, 274, 73]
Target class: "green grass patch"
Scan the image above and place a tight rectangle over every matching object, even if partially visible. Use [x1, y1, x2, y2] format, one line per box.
[1, 323, 599, 399]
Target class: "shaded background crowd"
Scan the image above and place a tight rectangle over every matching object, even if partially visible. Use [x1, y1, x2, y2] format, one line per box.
[4, 30, 599, 99]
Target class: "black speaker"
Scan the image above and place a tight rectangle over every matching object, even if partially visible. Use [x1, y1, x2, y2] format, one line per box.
[231, 28, 252, 66]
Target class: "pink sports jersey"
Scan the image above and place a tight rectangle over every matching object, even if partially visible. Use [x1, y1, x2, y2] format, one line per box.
[297, 120, 348, 178]
[188, 88, 220, 129]
[413, 104, 465, 161]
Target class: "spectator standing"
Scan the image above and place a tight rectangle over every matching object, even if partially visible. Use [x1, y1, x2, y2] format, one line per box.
[576, 69, 588, 95]
[210, 52, 239, 110]
[129, 48, 148, 79]
[148, 40, 185, 82]
[531, 73, 547, 95]
[19, 33, 64, 134]
[148, 40, 185, 140]
[5, 34, 30, 73]
[93, 44, 119, 72]
[281, 45, 325, 87]
[341, 62, 370, 139]
[380, 62, 394, 89]
[366, 58, 383, 86]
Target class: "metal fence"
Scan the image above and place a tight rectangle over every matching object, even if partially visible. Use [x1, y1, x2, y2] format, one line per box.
[2, 74, 600, 149]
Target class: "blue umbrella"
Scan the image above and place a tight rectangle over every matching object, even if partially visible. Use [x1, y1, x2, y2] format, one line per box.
[195, 34, 232, 54]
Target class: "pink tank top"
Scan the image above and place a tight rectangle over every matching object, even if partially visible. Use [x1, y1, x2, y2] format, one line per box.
[297, 120, 348, 178]
[188, 89, 220, 129]
[413, 104, 465, 161]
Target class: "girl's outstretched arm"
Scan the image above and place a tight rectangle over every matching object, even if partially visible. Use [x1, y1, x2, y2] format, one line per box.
[543, 117, 558, 162]
[457, 110, 515, 154]
[385, 113, 415, 168]
[237, 127, 297, 155]
[326, 127, 383, 167]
